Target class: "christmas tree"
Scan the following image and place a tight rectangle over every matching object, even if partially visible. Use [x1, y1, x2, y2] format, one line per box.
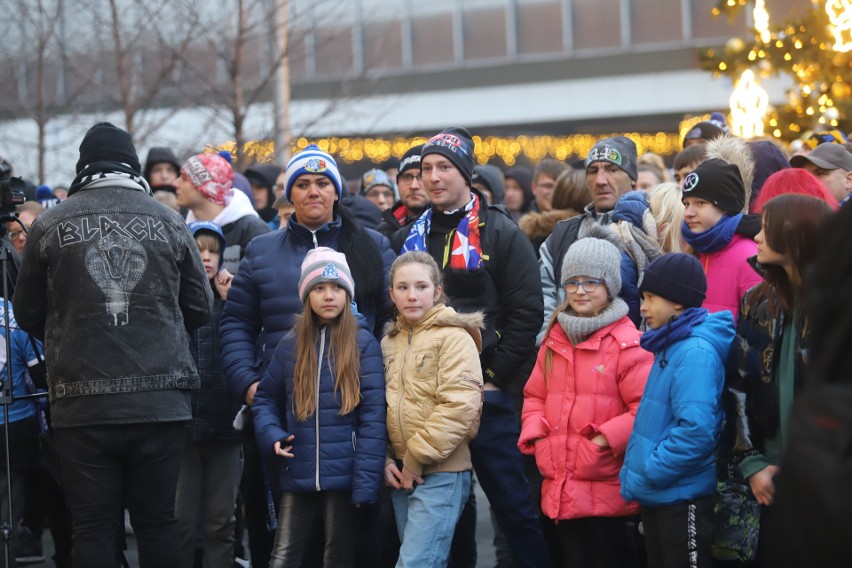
[700, 0, 851, 142]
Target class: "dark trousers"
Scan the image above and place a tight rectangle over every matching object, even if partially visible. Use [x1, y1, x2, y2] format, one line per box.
[240, 423, 275, 568]
[269, 491, 356, 568]
[460, 389, 550, 568]
[54, 422, 186, 568]
[558, 516, 632, 568]
[642, 496, 715, 568]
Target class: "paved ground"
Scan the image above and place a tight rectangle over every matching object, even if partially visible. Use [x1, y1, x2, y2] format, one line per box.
[37, 480, 498, 567]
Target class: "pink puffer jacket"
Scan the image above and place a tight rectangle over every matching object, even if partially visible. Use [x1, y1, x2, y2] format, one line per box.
[519, 316, 652, 521]
[699, 234, 762, 320]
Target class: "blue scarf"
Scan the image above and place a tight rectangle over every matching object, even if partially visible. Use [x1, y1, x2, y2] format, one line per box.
[681, 214, 742, 254]
[640, 307, 708, 367]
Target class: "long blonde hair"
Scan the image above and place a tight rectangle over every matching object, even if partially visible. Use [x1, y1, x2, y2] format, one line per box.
[648, 182, 688, 254]
[292, 293, 361, 421]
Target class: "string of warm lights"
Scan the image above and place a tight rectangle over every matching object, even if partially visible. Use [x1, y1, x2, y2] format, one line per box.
[703, 0, 851, 141]
[208, 131, 688, 166]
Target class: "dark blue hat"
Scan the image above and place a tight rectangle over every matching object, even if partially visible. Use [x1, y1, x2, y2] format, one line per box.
[188, 221, 226, 271]
[639, 253, 707, 308]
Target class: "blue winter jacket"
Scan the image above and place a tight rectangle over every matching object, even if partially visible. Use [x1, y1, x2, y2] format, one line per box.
[620, 310, 735, 506]
[252, 317, 387, 505]
[219, 214, 395, 401]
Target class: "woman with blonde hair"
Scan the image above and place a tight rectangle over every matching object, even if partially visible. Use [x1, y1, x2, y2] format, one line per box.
[647, 182, 688, 254]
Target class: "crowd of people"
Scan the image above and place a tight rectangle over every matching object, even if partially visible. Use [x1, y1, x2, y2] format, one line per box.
[0, 116, 850, 568]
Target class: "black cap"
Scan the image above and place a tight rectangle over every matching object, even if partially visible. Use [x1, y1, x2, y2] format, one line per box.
[397, 144, 424, 179]
[421, 127, 475, 185]
[682, 158, 746, 215]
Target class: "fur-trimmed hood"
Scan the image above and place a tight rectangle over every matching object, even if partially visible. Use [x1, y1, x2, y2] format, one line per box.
[385, 304, 484, 352]
[704, 136, 754, 213]
[520, 209, 582, 241]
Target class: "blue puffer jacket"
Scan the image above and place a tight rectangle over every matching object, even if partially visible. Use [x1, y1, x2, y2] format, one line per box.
[620, 310, 735, 506]
[252, 317, 387, 505]
[220, 214, 395, 401]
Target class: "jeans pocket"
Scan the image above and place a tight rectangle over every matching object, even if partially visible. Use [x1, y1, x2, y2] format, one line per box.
[573, 437, 621, 481]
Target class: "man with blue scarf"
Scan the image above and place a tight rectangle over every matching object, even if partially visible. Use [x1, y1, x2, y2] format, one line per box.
[680, 158, 761, 319]
[620, 253, 735, 568]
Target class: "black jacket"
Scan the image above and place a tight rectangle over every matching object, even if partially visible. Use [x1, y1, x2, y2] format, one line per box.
[188, 292, 241, 441]
[15, 179, 212, 428]
[390, 193, 542, 389]
[376, 200, 417, 238]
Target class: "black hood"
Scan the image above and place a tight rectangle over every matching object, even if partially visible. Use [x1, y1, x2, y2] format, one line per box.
[143, 147, 180, 182]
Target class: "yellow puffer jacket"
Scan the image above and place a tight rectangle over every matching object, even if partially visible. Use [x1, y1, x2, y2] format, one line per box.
[382, 304, 484, 476]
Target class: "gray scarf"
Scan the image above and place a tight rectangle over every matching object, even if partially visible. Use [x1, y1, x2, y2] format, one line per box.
[557, 297, 629, 346]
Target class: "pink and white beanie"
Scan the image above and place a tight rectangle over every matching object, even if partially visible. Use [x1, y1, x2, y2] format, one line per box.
[181, 153, 234, 206]
[298, 247, 355, 303]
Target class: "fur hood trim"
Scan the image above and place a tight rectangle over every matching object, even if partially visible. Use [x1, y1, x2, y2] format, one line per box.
[704, 136, 754, 213]
[520, 209, 582, 240]
[384, 305, 485, 352]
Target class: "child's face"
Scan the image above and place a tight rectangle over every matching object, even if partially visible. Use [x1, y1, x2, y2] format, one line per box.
[564, 275, 609, 317]
[309, 282, 347, 323]
[390, 263, 441, 323]
[198, 247, 221, 279]
[640, 291, 683, 329]
[683, 196, 725, 234]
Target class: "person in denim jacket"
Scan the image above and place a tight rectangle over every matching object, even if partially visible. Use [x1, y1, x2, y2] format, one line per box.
[15, 122, 211, 568]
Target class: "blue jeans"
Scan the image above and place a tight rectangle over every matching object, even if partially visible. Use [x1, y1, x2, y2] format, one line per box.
[393, 471, 471, 568]
[54, 423, 186, 568]
[175, 439, 243, 568]
[467, 389, 550, 568]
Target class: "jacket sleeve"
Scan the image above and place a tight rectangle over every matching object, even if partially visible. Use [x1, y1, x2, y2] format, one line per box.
[220, 241, 264, 401]
[483, 223, 543, 388]
[644, 346, 724, 487]
[351, 332, 388, 505]
[597, 344, 652, 457]
[374, 232, 397, 337]
[251, 341, 293, 458]
[518, 342, 552, 454]
[403, 331, 483, 476]
[177, 224, 213, 331]
[619, 252, 641, 328]
[13, 219, 48, 340]
[537, 237, 559, 346]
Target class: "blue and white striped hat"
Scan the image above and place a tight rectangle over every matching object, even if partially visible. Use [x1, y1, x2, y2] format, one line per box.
[284, 144, 344, 201]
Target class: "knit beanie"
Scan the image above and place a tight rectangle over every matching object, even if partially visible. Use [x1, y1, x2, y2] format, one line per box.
[639, 253, 707, 308]
[181, 154, 234, 206]
[76, 122, 141, 176]
[682, 158, 746, 215]
[561, 236, 622, 297]
[359, 169, 398, 200]
[298, 247, 355, 303]
[585, 136, 638, 181]
[284, 145, 343, 202]
[397, 144, 424, 179]
[421, 127, 476, 185]
[682, 121, 725, 148]
[188, 221, 227, 271]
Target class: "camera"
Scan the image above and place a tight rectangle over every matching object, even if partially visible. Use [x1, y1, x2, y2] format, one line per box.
[0, 177, 26, 218]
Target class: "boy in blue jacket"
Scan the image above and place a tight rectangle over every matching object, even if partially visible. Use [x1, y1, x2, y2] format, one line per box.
[620, 253, 735, 568]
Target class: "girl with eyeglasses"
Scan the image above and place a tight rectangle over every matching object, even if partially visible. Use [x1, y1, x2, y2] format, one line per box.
[518, 228, 653, 568]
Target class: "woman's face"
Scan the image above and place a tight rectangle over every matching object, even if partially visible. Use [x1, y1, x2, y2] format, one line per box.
[755, 217, 790, 268]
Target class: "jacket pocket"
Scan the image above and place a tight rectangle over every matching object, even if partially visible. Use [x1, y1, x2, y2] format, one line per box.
[573, 437, 621, 481]
[534, 436, 558, 480]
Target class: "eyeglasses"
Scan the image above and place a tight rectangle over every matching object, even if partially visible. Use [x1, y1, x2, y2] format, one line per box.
[365, 188, 394, 200]
[7, 225, 29, 240]
[562, 278, 604, 294]
[398, 173, 421, 184]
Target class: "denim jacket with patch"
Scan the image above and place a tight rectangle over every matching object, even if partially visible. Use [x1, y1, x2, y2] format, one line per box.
[15, 179, 212, 427]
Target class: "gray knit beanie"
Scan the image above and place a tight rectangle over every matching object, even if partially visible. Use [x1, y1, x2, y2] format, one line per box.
[561, 237, 622, 297]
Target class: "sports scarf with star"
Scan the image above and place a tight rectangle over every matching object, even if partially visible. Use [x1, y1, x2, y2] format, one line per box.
[401, 194, 483, 270]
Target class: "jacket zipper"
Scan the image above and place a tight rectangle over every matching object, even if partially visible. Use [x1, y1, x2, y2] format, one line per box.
[397, 327, 414, 446]
[315, 326, 325, 491]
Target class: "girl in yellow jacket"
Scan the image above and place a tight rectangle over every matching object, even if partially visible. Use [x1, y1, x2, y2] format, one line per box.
[382, 251, 484, 568]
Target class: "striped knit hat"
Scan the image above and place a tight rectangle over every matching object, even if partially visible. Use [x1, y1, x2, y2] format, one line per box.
[298, 247, 355, 303]
[284, 144, 344, 201]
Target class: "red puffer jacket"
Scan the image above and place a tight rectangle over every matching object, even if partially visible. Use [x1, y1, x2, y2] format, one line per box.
[519, 316, 652, 521]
